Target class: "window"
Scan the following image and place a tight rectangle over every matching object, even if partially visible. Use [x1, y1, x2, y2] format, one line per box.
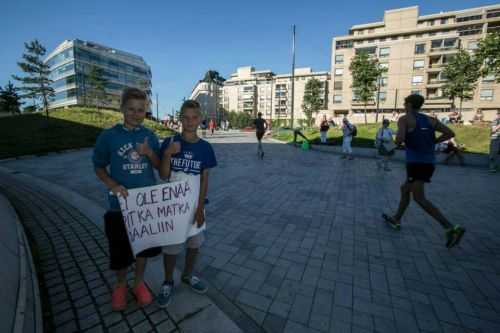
[431, 39, 443, 49]
[413, 60, 425, 69]
[480, 89, 493, 101]
[356, 47, 377, 55]
[487, 9, 500, 18]
[379, 47, 390, 57]
[336, 40, 353, 49]
[412, 75, 424, 85]
[377, 92, 387, 101]
[441, 18, 448, 24]
[335, 54, 344, 64]
[443, 38, 457, 48]
[428, 20, 435, 26]
[456, 15, 482, 23]
[391, 36, 398, 40]
[468, 41, 479, 50]
[368, 29, 374, 34]
[415, 43, 426, 54]
[334, 95, 342, 103]
[411, 90, 422, 96]
[458, 25, 483, 36]
[378, 77, 388, 86]
[334, 81, 343, 90]
[335, 68, 344, 76]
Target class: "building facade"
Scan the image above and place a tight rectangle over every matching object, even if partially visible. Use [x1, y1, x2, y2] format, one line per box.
[189, 70, 225, 121]
[45, 39, 152, 110]
[217, 66, 329, 123]
[330, 5, 500, 122]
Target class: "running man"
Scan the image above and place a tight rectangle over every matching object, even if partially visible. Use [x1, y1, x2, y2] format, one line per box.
[254, 112, 268, 159]
[382, 94, 466, 248]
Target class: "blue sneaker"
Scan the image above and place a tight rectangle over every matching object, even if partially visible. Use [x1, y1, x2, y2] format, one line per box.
[157, 281, 174, 308]
[182, 275, 208, 294]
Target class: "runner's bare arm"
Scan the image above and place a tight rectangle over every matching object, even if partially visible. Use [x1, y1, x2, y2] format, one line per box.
[395, 116, 407, 146]
[432, 118, 455, 144]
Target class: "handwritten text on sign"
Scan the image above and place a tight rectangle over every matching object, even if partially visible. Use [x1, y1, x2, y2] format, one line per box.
[118, 179, 204, 256]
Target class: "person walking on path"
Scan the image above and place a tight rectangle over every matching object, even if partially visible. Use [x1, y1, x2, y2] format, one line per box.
[209, 119, 216, 136]
[382, 94, 465, 248]
[319, 115, 330, 144]
[375, 119, 396, 171]
[341, 117, 355, 159]
[489, 110, 500, 173]
[92, 88, 162, 311]
[157, 100, 217, 308]
[254, 112, 268, 159]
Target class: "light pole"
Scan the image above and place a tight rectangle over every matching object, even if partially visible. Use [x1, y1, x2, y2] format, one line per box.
[290, 24, 296, 129]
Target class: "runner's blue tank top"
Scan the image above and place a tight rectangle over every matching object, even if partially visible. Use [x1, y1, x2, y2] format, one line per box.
[405, 113, 436, 164]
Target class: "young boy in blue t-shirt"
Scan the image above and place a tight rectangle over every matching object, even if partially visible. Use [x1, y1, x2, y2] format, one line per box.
[157, 100, 217, 307]
[93, 88, 161, 311]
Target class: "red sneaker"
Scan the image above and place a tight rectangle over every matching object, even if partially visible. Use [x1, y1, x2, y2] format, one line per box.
[133, 281, 153, 307]
[111, 285, 128, 311]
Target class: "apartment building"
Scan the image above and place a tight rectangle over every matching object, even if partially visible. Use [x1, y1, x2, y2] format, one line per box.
[330, 4, 500, 122]
[189, 70, 225, 121]
[205, 66, 329, 123]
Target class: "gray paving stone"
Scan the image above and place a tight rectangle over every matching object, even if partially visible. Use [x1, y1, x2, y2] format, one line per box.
[79, 312, 101, 331]
[237, 290, 272, 312]
[289, 295, 313, 324]
[309, 313, 330, 332]
[132, 320, 153, 333]
[108, 321, 130, 333]
[334, 282, 353, 308]
[103, 312, 123, 327]
[269, 300, 292, 318]
[263, 313, 287, 333]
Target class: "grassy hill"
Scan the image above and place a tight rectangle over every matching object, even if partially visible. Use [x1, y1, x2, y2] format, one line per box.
[273, 123, 491, 154]
[0, 107, 174, 159]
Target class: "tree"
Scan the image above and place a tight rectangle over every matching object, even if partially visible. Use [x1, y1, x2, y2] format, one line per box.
[349, 52, 385, 124]
[476, 31, 500, 82]
[87, 65, 108, 113]
[442, 49, 480, 116]
[302, 78, 324, 128]
[12, 39, 54, 120]
[0, 81, 22, 115]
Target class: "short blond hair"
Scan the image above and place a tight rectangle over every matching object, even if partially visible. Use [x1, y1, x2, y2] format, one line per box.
[180, 100, 201, 118]
[120, 87, 148, 110]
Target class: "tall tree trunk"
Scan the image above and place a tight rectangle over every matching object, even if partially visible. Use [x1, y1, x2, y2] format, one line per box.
[459, 98, 463, 121]
[364, 102, 367, 125]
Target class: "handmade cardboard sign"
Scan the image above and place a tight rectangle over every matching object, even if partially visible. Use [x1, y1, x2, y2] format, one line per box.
[118, 179, 204, 256]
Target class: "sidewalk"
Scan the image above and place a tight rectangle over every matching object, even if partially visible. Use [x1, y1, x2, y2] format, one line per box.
[0, 168, 243, 333]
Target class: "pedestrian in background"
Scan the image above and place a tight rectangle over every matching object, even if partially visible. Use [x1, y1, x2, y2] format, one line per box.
[375, 119, 396, 171]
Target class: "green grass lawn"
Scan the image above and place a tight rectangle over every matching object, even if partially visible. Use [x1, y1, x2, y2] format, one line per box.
[0, 107, 174, 159]
[273, 123, 491, 154]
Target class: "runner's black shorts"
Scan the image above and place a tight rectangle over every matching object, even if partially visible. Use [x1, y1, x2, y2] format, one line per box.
[256, 130, 265, 140]
[104, 211, 161, 270]
[406, 163, 435, 183]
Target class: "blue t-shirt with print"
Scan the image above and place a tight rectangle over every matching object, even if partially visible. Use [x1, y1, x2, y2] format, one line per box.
[92, 124, 160, 210]
[160, 134, 217, 178]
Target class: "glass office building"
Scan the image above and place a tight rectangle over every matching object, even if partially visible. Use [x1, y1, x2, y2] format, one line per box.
[45, 39, 152, 110]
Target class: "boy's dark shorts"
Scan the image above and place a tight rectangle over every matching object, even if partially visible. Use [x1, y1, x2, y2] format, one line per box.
[104, 211, 161, 271]
[406, 163, 435, 183]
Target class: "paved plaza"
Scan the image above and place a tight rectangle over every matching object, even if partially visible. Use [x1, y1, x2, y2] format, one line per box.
[1, 131, 500, 333]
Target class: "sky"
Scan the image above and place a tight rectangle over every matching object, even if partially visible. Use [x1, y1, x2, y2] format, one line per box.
[1, 0, 498, 118]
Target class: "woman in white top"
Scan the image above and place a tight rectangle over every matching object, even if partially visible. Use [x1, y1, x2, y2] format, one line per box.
[375, 119, 396, 171]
